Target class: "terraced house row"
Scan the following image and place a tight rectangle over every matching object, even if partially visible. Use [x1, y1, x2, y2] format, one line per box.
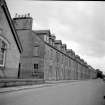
[13, 15, 97, 80]
[1, 0, 103, 86]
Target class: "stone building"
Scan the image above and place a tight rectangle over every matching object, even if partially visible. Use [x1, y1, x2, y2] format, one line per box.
[13, 15, 97, 80]
[0, 0, 22, 78]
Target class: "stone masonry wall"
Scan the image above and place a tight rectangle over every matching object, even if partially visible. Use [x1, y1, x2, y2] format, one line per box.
[0, 6, 20, 78]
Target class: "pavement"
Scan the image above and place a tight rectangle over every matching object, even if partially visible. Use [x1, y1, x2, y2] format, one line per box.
[0, 80, 82, 93]
[0, 79, 104, 93]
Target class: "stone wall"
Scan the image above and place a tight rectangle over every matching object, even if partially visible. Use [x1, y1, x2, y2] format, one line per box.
[0, 4, 20, 78]
[0, 79, 44, 87]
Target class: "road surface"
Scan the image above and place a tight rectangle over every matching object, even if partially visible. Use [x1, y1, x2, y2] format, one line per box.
[0, 79, 105, 105]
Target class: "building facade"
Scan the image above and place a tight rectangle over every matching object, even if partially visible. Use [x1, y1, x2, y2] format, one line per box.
[13, 15, 97, 80]
[0, 0, 22, 78]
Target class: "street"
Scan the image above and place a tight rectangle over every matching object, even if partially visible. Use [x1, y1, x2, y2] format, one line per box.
[0, 79, 105, 105]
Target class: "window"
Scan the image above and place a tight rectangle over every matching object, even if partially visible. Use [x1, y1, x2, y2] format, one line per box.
[44, 35, 49, 43]
[34, 64, 38, 69]
[33, 64, 39, 76]
[33, 46, 39, 56]
[0, 39, 7, 66]
[33, 64, 38, 74]
[49, 38, 53, 45]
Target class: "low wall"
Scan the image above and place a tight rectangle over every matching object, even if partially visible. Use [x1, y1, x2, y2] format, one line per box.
[0, 79, 44, 87]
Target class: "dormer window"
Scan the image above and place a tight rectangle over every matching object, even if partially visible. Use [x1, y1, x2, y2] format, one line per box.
[0, 39, 7, 67]
[44, 35, 49, 43]
[46, 35, 49, 43]
[49, 37, 53, 45]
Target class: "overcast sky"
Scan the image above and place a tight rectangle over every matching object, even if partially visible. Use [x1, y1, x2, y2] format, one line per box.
[6, 0, 105, 73]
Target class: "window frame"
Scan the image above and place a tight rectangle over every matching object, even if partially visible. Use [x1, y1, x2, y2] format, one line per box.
[32, 63, 38, 74]
[34, 64, 38, 70]
[0, 39, 7, 67]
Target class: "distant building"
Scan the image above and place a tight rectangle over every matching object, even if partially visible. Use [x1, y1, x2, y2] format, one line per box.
[13, 15, 97, 80]
[96, 69, 103, 79]
[0, 0, 22, 78]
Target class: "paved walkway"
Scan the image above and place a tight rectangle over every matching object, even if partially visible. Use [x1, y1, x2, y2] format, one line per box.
[0, 80, 81, 93]
[0, 79, 102, 93]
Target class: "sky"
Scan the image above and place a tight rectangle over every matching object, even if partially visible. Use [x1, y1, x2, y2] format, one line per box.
[6, 0, 105, 73]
